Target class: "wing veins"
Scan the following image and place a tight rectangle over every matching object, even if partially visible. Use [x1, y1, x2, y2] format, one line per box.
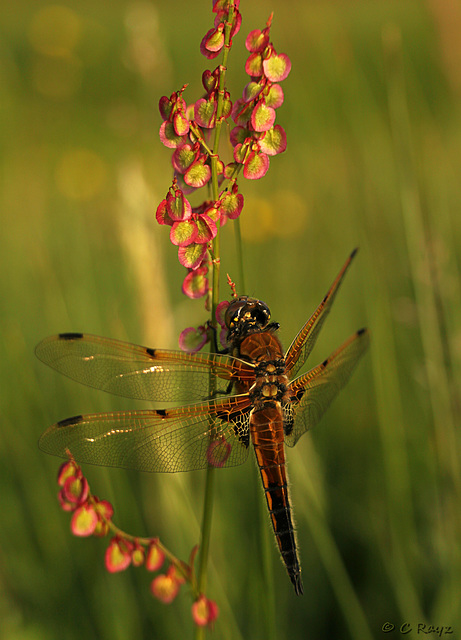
[284, 328, 369, 446]
[39, 395, 252, 472]
[284, 249, 358, 378]
[36, 333, 254, 404]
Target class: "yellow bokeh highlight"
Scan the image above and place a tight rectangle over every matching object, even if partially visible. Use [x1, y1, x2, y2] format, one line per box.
[240, 191, 308, 243]
[55, 148, 108, 201]
[29, 6, 83, 99]
[271, 190, 309, 237]
[240, 197, 276, 243]
[28, 5, 82, 57]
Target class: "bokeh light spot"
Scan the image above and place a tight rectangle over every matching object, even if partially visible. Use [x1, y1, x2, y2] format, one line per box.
[272, 190, 309, 237]
[28, 5, 82, 57]
[55, 148, 108, 201]
[240, 197, 276, 243]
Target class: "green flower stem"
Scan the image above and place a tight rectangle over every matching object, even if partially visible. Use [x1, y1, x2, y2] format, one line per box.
[196, 463, 216, 594]
[195, 8, 237, 639]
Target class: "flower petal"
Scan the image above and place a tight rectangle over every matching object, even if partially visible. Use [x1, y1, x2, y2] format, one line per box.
[259, 125, 287, 156]
[178, 243, 207, 269]
[245, 52, 263, 77]
[151, 573, 180, 604]
[184, 158, 211, 188]
[156, 199, 174, 226]
[233, 143, 248, 164]
[215, 300, 229, 328]
[192, 596, 219, 627]
[206, 436, 232, 468]
[250, 100, 276, 132]
[166, 188, 192, 221]
[57, 460, 79, 486]
[200, 27, 224, 59]
[194, 215, 217, 244]
[173, 111, 190, 137]
[170, 220, 198, 247]
[230, 125, 250, 147]
[105, 538, 132, 573]
[159, 121, 187, 149]
[265, 83, 284, 109]
[158, 95, 173, 121]
[245, 29, 269, 53]
[202, 68, 218, 93]
[62, 475, 89, 505]
[231, 99, 253, 127]
[71, 503, 98, 537]
[131, 543, 145, 567]
[194, 98, 217, 128]
[243, 150, 269, 179]
[219, 190, 244, 220]
[179, 324, 209, 349]
[201, 26, 224, 53]
[242, 81, 264, 104]
[263, 53, 292, 82]
[146, 540, 165, 571]
[172, 143, 198, 174]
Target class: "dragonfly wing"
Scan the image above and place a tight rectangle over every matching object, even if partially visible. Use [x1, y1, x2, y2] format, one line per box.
[284, 249, 358, 379]
[36, 333, 254, 404]
[284, 328, 369, 447]
[39, 395, 252, 472]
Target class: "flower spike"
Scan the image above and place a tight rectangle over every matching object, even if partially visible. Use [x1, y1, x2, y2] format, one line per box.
[155, 6, 290, 302]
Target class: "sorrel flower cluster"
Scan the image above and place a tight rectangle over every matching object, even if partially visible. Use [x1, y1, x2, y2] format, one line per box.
[57, 457, 218, 628]
[156, 2, 290, 301]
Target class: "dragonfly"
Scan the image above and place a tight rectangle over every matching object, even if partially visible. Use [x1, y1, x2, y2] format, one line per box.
[36, 249, 369, 596]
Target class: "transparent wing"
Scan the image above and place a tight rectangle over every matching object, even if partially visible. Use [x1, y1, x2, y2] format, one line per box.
[36, 333, 255, 404]
[284, 249, 358, 379]
[284, 328, 369, 447]
[39, 395, 252, 472]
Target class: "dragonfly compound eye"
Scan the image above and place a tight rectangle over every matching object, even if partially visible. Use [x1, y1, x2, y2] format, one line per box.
[225, 297, 271, 331]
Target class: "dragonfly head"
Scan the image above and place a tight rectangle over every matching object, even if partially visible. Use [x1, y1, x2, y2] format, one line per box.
[225, 296, 271, 338]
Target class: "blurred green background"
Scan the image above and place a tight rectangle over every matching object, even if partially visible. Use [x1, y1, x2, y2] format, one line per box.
[1, 0, 461, 638]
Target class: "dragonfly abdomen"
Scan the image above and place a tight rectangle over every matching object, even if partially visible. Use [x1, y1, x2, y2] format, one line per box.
[250, 404, 303, 596]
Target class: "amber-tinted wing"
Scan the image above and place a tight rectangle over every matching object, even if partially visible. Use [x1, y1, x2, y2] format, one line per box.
[284, 249, 358, 380]
[39, 395, 252, 472]
[283, 328, 369, 447]
[36, 333, 255, 404]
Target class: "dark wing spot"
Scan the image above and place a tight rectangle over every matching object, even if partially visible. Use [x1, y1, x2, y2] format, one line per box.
[283, 408, 294, 436]
[59, 332, 84, 340]
[238, 430, 250, 449]
[57, 415, 84, 427]
[216, 407, 251, 448]
[155, 409, 167, 417]
[357, 327, 367, 336]
[145, 347, 156, 357]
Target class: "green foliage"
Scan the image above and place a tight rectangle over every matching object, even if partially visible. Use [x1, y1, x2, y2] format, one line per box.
[1, 1, 461, 638]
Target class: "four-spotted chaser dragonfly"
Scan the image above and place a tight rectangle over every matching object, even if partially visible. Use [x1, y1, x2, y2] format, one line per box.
[36, 249, 369, 595]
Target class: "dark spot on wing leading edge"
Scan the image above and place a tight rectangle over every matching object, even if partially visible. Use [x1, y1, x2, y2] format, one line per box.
[59, 332, 84, 340]
[57, 414, 85, 427]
